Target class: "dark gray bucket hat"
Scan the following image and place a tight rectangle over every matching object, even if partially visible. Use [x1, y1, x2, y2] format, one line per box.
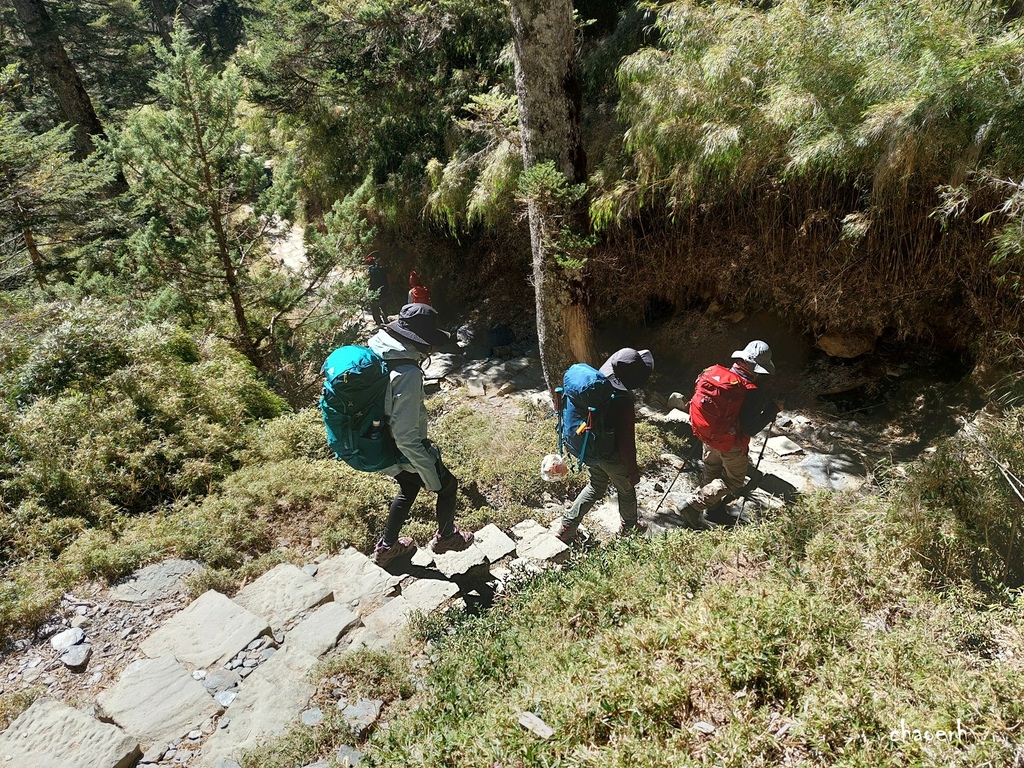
[387, 303, 451, 348]
[600, 348, 655, 391]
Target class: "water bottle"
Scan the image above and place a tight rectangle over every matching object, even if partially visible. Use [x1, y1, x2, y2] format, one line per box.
[368, 419, 383, 440]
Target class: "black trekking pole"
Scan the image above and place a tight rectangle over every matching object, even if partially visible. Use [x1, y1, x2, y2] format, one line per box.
[753, 416, 776, 474]
[651, 466, 684, 517]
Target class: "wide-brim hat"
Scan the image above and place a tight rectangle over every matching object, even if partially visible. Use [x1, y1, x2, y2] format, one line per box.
[600, 348, 655, 391]
[386, 303, 451, 348]
[732, 340, 775, 375]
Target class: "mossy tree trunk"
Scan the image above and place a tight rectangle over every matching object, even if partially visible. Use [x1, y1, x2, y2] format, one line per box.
[510, 0, 596, 394]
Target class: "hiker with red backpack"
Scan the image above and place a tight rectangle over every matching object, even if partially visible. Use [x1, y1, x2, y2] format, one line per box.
[685, 340, 780, 529]
[365, 304, 473, 564]
[555, 348, 655, 543]
[407, 270, 431, 306]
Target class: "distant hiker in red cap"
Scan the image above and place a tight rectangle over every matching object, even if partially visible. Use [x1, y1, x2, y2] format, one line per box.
[407, 270, 431, 306]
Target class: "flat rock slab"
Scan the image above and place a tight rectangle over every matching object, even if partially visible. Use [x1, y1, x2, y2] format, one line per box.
[473, 524, 516, 563]
[96, 655, 222, 750]
[511, 519, 569, 562]
[287, 602, 361, 657]
[140, 590, 270, 669]
[0, 698, 140, 768]
[410, 547, 434, 568]
[313, 549, 400, 614]
[110, 559, 202, 603]
[402, 579, 459, 614]
[233, 564, 333, 631]
[361, 596, 413, 646]
[432, 542, 488, 579]
[796, 452, 864, 491]
[198, 647, 317, 767]
[341, 627, 389, 653]
[766, 435, 804, 456]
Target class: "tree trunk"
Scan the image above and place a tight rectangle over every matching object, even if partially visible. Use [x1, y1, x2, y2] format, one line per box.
[11, 0, 106, 160]
[143, 0, 175, 47]
[509, 0, 595, 395]
[22, 228, 46, 287]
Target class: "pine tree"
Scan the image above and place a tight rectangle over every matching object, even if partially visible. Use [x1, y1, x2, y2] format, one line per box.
[109, 26, 357, 375]
[0, 73, 114, 289]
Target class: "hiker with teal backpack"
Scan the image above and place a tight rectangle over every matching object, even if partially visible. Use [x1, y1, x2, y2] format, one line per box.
[555, 348, 655, 543]
[319, 303, 473, 566]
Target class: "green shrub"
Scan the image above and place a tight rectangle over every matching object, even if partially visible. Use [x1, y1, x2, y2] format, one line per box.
[894, 410, 1024, 591]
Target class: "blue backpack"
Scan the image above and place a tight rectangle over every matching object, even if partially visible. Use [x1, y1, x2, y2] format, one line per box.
[557, 364, 618, 470]
[319, 346, 406, 472]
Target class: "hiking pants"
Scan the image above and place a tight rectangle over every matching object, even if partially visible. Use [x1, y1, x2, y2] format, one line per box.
[563, 456, 637, 530]
[382, 457, 458, 546]
[702, 443, 749, 495]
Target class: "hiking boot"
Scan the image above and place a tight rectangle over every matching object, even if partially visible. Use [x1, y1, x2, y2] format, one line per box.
[619, 518, 649, 536]
[373, 537, 417, 566]
[555, 523, 578, 544]
[432, 525, 474, 554]
[680, 505, 717, 531]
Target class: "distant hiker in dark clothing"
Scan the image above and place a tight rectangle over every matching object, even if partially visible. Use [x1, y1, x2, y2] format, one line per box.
[685, 340, 780, 528]
[367, 304, 473, 565]
[366, 256, 388, 325]
[557, 348, 655, 543]
[407, 270, 431, 306]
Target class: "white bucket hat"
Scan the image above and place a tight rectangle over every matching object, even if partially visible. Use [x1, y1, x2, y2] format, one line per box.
[732, 340, 775, 375]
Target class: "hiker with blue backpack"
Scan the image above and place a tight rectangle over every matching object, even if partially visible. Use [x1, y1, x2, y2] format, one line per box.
[319, 303, 474, 566]
[555, 348, 655, 543]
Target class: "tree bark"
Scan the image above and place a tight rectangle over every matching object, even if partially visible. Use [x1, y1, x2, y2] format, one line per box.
[11, 0, 106, 160]
[143, 0, 175, 48]
[509, 0, 595, 395]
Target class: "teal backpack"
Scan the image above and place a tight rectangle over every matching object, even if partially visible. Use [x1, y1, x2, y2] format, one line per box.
[319, 346, 406, 472]
[556, 363, 619, 470]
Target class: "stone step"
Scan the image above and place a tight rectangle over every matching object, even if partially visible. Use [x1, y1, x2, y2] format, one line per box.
[287, 602, 361, 658]
[511, 519, 570, 562]
[140, 590, 270, 670]
[198, 646, 317, 767]
[233, 563, 334, 632]
[95, 655, 222, 752]
[313, 549, 399, 615]
[0, 698, 140, 768]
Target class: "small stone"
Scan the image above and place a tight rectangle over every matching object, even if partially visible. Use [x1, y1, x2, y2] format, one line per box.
[215, 690, 237, 707]
[50, 627, 85, 652]
[188, 729, 202, 740]
[302, 564, 319, 576]
[260, 647, 277, 662]
[336, 745, 364, 767]
[242, 658, 258, 668]
[274, 632, 285, 644]
[237, 666, 254, 678]
[192, 670, 207, 680]
[340, 698, 382, 736]
[518, 711, 554, 739]
[314, 554, 328, 564]
[175, 749, 193, 762]
[164, 749, 177, 760]
[693, 721, 716, 734]
[60, 643, 92, 669]
[70, 615, 91, 629]
[219, 717, 231, 730]
[301, 707, 324, 726]
[246, 638, 265, 651]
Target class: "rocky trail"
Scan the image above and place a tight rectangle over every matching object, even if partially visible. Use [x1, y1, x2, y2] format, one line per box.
[0, 334, 965, 768]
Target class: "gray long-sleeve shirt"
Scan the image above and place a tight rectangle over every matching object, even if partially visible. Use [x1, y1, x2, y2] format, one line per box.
[367, 329, 442, 491]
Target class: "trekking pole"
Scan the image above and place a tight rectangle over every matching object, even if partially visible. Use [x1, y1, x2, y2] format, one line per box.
[753, 416, 776, 473]
[651, 465, 684, 517]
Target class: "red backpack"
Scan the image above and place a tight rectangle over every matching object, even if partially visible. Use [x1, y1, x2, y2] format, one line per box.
[689, 364, 757, 451]
[410, 284, 431, 305]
